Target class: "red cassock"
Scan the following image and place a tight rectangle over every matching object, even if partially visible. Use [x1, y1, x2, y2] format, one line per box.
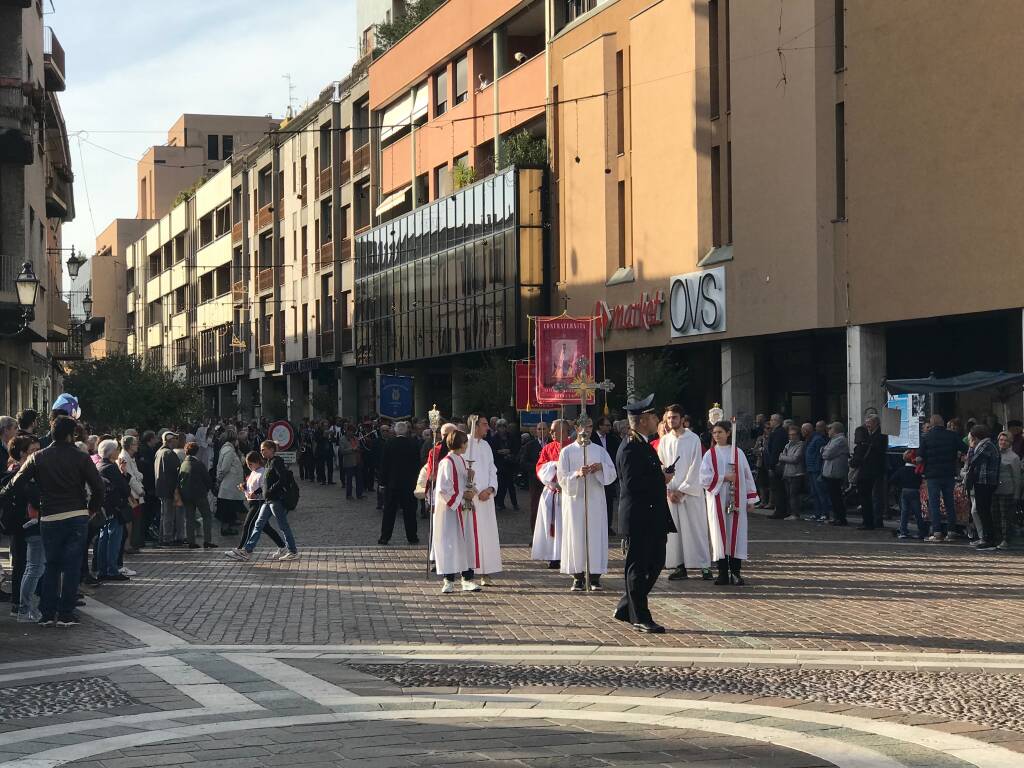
[536, 440, 566, 538]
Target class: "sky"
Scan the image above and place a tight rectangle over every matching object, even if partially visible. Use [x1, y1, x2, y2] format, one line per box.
[52, 0, 358, 264]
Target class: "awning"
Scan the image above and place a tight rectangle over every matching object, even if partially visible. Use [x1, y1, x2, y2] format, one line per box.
[376, 185, 411, 217]
[379, 83, 428, 143]
[411, 84, 428, 122]
[885, 371, 1024, 399]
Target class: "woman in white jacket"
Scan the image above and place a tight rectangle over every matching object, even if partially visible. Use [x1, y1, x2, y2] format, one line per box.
[216, 432, 246, 536]
[118, 435, 145, 569]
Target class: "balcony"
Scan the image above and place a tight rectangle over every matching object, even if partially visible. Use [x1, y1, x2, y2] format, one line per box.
[256, 203, 274, 231]
[319, 330, 334, 359]
[231, 280, 245, 306]
[46, 163, 73, 220]
[259, 343, 274, 367]
[43, 27, 66, 92]
[317, 241, 333, 272]
[51, 323, 84, 361]
[339, 159, 351, 185]
[316, 166, 332, 198]
[231, 221, 243, 244]
[256, 267, 274, 293]
[0, 1, 33, 8]
[353, 143, 370, 176]
[340, 238, 352, 262]
[0, 83, 34, 165]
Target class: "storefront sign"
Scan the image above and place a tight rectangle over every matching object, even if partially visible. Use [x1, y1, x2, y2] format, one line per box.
[281, 357, 320, 375]
[594, 291, 665, 340]
[534, 316, 596, 405]
[669, 266, 726, 338]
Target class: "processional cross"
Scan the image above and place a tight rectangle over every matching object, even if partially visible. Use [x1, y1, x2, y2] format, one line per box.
[554, 359, 615, 591]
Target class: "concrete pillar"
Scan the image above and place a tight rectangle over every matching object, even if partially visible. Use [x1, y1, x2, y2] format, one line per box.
[721, 340, 756, 427]
[286, 373, 296, 423]
[846, 324, 887, 435]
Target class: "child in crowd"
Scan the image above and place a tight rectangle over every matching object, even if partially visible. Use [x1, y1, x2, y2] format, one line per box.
[893, 449, 928, 540]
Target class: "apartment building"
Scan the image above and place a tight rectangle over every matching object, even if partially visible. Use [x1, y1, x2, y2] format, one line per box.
[0, 0, 75, 413]
[551, 0, 1024, 427]
[355, 0, 548, 415]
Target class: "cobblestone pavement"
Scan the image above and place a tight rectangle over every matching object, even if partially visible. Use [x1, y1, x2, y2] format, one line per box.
[1, 481, 1023, 768]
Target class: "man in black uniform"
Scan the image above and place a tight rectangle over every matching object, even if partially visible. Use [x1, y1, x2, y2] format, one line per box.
[613, 394, 676, 634]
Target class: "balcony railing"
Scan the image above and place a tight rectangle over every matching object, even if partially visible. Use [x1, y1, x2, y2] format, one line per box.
[256, 267, 274, 293]
[46, 164, 72, 220]
[340, 238, 352, 262]
[231, 280, 245, 306]
[256, 203, 274, 231]
[43, 27, 66, 92]
[231, 221, 243, 244]
[259, 343, 274, 367]
[51, 323, 84, 360]
[317, 241, 333, 272]
[353, 143, 370, 176]
[339, 159, 351, 184]
[0, 84, 33, 165]
[319, 330, 334, 358]
[316, 166, 332, 198]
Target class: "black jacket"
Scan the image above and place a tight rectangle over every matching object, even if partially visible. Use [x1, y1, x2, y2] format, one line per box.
[98, 459, 131, 522]
[616, 434, 676, 538]
[520, 438, 543, 480]
[137, 444, 157, 497]
[264, 455, 290, 502]
[380, 435, 421, 495]
[2, 441, 104, 519]
[890, 463, 922, 491]
[918, 426, 964, 480]
[765, 425, 787, 471]
[592, 431, 621, 466]
[0, 466, 41, 536]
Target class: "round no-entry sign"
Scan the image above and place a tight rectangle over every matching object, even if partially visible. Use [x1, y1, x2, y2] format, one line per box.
[269, 420, 295, 450]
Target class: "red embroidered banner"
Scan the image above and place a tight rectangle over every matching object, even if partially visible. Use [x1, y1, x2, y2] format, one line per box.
[514, 361, 536, 411]
[534, 316, 596, 405]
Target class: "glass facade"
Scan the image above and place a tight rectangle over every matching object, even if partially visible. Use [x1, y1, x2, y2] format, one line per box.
[354, 167, 544, 367]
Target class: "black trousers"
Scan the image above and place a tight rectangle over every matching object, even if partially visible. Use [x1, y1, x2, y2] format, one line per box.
[380, 489, 418, 542]
[496, 470, 518, 509]
[299, 452, 315, 480]
[769, 471, 788, 517]
[604, 483, 617, 531]
[857, 477, 875, 528]
[316, 452, 334, 484]
[825, 477, 846, 523]
[974, 484, 996, 543]
[9, 531, 25, 607]
[237, 501, 285, 549]
[614, 534, 667, 625]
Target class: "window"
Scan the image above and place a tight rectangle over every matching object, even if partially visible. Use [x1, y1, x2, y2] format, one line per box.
[454, 55, 468, 104]
[232, 187, 242, 223]
[200, 272, 214, 303]
[835, 0, 845, 70]
[215, 264, 231, 296]
[126, 268, 135, 291]
[302, 303, 309, 358]
[199, 213, 214, 246]
[300, 156, 308, 203]
[148, 250, 161, 276]
[174, 337, 188, 367]
[126, 312, 135, 334]
[215, 204, 230, 238]
[617, 180, 627, 269]
[435, 163, 452, 199]
[257, 166, 273, 207]
[434, 68, 448, 116]
[147, 298, 162, 326]
[173, 286, 186, 314]
[174, 234, 185, 263]
[320, 122, 332, 168]
[711, 145, 722, 247]
[301, 225, 308, 257]
[835, 102, 846, 219]
[709, 0, 720, 119]
[321, 198, 333, 244]
[207, 134, 219, 161]
[615, 51, 625, 155]
[222, 135, 234, 159]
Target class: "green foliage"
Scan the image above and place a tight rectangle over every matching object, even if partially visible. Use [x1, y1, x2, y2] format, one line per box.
[459, 352, 514, 420]
[173, 176, 207, 208]
[63, 354, 204, 433]
[375, 0, 446, 53]
[498, 130, 547, 169]
[628, 350, 690, 414]
[453, 159, 477, 190]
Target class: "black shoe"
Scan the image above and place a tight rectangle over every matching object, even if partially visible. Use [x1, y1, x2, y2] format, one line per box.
[512, 506, 520, 512]
[82, 575, 101, 586]
[633, 622, 665, 634]
[9, 604, 19, 616]
[667, 566, 688, 581]
[100, 573, 130, 582]
[856, 525, 875, 531]
[713, 559, 730, 586]
[731, 573, 746, 586]
[768, 513, 787, 520]
[547, 560, 560, 569]
[976, 541, 998, 551]
[377, 538, 389, 545]
[204, 542, 218, 549]
[56, 613, 81, 627]
[38, 616, 56, 627]
[188, 544, 200, 549]
[407, 538, 420, 544]
[612, 610, 631, 623]
[496, 505, 506, 511]
[75, 598, 86, 607]
[829, 519, 848, 526]
[701, 568, 714, 580]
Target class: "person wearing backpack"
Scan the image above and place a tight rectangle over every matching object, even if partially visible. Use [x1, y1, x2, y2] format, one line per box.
[238, 441, 299, 561]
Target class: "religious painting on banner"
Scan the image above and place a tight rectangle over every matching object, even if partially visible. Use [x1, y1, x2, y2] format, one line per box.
[534, 316, 596, 405]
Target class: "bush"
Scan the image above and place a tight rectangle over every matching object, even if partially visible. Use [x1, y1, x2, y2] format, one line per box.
[453, 159, 477, 190]
[375, 0, 446, 53]
[498, 130, 547, 169]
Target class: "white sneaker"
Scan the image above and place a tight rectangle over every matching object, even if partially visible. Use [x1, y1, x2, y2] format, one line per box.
[119, 567, 137, 577]
[278, 551, 299, 561]
[784, 515, 802, 521]
[225, 549, 250, 561]
[461, 579, 481, 592]
[441, 581, 456, 594]
[272, 548, 288, 560]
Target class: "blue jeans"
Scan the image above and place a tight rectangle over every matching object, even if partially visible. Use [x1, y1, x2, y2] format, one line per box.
[900, 488, 928, 537]
[18, 536, 45, 614]
[926, 477, 957, 532]
[808, 472, 830, 518]
[343, 466, 363, 498]
[40, 516, 89, 619]
[244, 500, 297, 553]
[97, 518, 124, 576]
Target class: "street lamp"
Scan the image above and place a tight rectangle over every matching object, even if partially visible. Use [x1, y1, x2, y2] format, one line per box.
[82, 291, 93, 320]
[0, 262, 40, 337]
[66, 247, 85, 279]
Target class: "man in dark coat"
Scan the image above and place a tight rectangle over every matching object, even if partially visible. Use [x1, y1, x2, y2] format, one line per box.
[613, 394, 676, 634]
[378, 422, 421, 545]
[592, 416, 622, 534]
[519, 422, 548, 529]
[154, 432, 181, 547]
[764, 414, 788, 518]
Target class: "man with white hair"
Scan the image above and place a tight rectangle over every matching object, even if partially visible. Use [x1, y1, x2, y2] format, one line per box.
[378, 421, 421, 545]
[531, 419, 571, 567]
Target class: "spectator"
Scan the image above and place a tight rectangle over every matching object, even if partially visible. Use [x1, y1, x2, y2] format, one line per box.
[339, 424, 363, 499]
[992, 430, 1021, 550]
[154, 432, 182, 547]
[378, 421, 421, 545]
[752, 423, 771, 508]
[215, 431, 245, 537]
[519, 423, 546, 530]
[1009, 420, 1024, 458]
[765, 414, 788, 519]
[1, 434, 42, 621]
[96, 439, 131, 581]
[118, 435, 144, 566]
[314, 421, 334, 486]
[2, 416, 104, 627]
[492, 420, 519, 511]
[592, 416, 621, 533]
[858, 415, 888, 530]
[919, 414, 966, 542]
[778, 424, 806, 521]
[16, 409, 38, 437]
[179, 441, 215, 549]
[965, 425, 1000, 550]
[892, 450, 926, 539]
[137, 430, 158, 548]
[0, 416, 17, 466]
[805, 421, 829, 522]
[822, 422, 850, 525]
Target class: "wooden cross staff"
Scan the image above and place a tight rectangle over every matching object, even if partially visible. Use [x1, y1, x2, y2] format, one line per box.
[554, 359, 615, 591]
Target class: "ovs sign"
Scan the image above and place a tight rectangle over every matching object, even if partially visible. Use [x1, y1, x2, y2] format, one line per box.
[669, 266, 726, 338]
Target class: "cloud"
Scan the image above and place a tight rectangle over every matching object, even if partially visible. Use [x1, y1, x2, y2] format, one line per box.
[57, 0, 357, 252]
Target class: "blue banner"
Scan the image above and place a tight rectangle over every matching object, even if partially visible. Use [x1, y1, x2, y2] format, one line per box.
[519, 410, 559, 427]
[379, 375, 414, 419]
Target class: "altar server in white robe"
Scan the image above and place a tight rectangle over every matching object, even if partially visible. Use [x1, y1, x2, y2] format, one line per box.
[700, 415, 758, 586]
[657, 404, 712, 581]
[467, 415, 502, 584]
[432, 430, 481, 594]
[531, 419, 572, 567]
[558, 419, 617, 592]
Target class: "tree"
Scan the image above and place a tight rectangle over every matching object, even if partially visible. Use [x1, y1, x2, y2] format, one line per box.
[626, 350, 690, 414]
[375, 0, 446, 53]
[63, 354, 205, 433]
[498, 130, 547, 169]
[460, 352, 514, 419]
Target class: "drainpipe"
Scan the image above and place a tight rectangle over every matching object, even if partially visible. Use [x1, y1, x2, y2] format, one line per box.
[493, 28, 502, 167]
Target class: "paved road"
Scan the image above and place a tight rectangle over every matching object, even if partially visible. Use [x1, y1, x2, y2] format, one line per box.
[1, 479, 1023, 768]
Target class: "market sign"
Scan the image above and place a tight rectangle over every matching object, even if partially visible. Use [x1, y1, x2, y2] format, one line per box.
[669, 266, 726, 338]
[594, 290, 665, 340]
